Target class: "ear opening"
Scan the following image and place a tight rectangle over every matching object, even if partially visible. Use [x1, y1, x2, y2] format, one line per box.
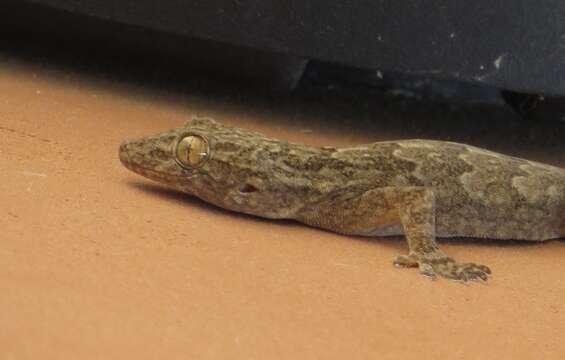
[239, 184, 259, 193]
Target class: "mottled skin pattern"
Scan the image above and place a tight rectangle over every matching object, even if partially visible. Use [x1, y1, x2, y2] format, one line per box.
[119, 117, 565, 282]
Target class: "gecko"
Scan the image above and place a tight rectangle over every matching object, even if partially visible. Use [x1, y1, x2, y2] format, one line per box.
[119, 117, 565, 282]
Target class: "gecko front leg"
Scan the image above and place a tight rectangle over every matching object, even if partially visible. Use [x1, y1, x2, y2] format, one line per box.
[385, 187, 491, 281]
[299, 186, 491, 282]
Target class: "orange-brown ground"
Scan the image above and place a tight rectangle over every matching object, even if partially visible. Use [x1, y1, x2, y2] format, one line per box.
[2, 54, 565, 359]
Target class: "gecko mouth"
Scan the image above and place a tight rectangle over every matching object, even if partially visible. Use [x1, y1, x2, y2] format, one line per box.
[122, 160, 186, 185]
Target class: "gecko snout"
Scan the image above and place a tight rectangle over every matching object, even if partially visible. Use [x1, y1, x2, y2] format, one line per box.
[118, 139, 143, 171]
[118, 140, 132, 166]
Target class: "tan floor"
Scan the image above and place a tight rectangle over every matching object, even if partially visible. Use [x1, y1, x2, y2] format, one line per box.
[1, 54, 565, 360]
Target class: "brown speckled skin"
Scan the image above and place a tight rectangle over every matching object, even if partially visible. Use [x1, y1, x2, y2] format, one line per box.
[119, 117, 565, 281]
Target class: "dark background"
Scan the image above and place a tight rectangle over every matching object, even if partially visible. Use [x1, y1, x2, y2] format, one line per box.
[4, 0, 565, 96]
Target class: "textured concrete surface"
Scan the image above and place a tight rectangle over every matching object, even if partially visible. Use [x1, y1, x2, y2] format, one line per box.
[1, 55, 565, 359]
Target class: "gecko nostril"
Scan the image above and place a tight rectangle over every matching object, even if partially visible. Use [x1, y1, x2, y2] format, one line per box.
[119, 141, 129, 153]
[239, 184, 259, 193]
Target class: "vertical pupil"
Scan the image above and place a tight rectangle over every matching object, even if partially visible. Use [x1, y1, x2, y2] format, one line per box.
[184, 142, 192, 161]
[187, 138, 200, 164]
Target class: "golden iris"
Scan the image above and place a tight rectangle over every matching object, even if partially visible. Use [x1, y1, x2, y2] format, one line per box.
[175, 135, 209, 168]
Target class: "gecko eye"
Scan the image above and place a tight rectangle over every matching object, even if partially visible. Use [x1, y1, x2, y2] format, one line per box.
[175, 134, 210, 169]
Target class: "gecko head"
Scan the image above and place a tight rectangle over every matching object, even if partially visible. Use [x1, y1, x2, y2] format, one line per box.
[119, 117, 301, 218]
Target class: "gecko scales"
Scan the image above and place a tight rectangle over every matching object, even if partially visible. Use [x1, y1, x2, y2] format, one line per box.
[119, 117, 565, 282]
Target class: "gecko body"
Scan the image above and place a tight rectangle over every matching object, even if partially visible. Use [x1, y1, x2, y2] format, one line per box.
[119, 117, 565, 281]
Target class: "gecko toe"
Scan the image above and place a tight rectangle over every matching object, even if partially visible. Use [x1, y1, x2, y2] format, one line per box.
[393, 254, 419, 268]
[476, 264, 491, 274]
[394, 253, 491, 283]
[419, 257, 490, 282]
[418, 263, 437, 279]
[451, 262, 491, 283]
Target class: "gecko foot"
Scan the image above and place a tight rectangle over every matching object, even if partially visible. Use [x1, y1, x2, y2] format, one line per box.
[394, 253, 491, 282]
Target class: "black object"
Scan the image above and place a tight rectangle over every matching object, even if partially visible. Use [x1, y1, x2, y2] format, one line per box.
[4, 0, 565, 97]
